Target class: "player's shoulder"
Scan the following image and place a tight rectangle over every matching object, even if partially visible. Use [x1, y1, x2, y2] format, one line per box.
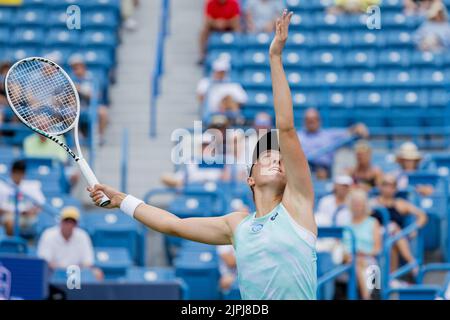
[225, 211, 251, 228]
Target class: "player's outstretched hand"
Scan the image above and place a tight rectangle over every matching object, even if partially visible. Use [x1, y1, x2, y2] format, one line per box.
[87, 184, 126, 209]
[269, 9, 293, 57]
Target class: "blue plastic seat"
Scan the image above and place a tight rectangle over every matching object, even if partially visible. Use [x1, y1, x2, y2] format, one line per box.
[311, 50, 342, 68]
[286, 70, 312, 87]
[292, 90, 319, 108]
[352, 31, 385, 48]
[83, 210, 144, 265]
[174, 250, 220, 300]
[350, 69, 385, 87]
[94, 247, 133, 280]
[289, 12, 315, 30]
[411, 51, 444, 67]
[168, 195, 214, 218]
[46, 9, 71, 28]
[0, 27, 10, 45]
[385, 31, 414, 49]
[355, 90, 390, 108]
[428, 88, 449, 109]
[286, 31, 315, 48]
[242, 50, 269, 69]
[241, 70, 271, 88]
[345, 50, 377, 68]
[317, 31, 350, 48]
[419, 69, 450, 87]
[180, 240, 216, 253]
[314, 69, 348, 87]
[207, 32, 242, 50]
[14, 8, 48, 27]
[378, 49, 410, 67]
[243, 32, 272, 49]
[391, 89, 426, 108]
[389, 285, 441, 300]
[245, 90, 273, 109]
[78, 49, 113, 69]
[83, 9, 119, 30]
[12, 28, 45, 46]
[6, 47, 40, 61]
[45, 29, 80, 47]
[282, 50, 309, 68]
[386, 69, 420, 87]
[125, 267, 176, 283]
[81, 30, 117, 49]
[0, 237, 28, 254]
[321, 90, 354, 109]
[205, 50, 240, 71]
[0, 8, 14, 26]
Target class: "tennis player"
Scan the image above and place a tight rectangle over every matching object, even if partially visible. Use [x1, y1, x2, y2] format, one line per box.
[89, 10, 317, 300]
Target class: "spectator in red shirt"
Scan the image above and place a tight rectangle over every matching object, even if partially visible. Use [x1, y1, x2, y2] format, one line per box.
[199, 0, 241, 64]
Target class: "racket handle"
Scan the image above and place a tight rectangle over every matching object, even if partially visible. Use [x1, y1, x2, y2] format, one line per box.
[78, 158, 111, 207]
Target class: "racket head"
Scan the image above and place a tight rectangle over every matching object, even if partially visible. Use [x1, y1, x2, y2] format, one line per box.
[4, 56, 80, 136]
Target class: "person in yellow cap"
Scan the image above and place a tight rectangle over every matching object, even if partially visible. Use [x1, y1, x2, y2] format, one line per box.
[37, 207, 103, 280]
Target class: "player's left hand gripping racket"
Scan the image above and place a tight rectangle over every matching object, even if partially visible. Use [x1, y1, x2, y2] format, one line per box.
[5, 57, 111, 207]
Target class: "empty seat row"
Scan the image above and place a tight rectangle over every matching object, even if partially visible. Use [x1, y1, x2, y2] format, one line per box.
[244, 88, 449, 109]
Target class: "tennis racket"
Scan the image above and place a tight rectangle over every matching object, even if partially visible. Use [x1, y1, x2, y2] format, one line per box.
[4, 56, 111, 207]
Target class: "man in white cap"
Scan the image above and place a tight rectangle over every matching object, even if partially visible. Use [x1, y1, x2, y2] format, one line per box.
[414, 0, 450, 52]
[394, 141, 434, 196]
[315, 175, 353, 227]
[196, 57, 247, 115]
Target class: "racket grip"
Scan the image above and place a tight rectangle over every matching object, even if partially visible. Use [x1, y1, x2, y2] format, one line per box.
[78, 158, 111, 207]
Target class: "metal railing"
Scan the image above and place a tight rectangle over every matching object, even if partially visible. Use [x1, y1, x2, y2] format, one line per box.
[150, 0, 170, 138]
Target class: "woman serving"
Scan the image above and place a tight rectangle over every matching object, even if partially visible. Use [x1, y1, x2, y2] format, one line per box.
[89, 10, 317, 300]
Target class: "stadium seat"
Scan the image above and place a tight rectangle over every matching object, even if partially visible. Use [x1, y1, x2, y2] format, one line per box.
[14, 8, 48, 27]
[83, 210, 144, 265]
[94, 247, 133, 280]
[12, 28, 45, 46]
[125, 267, 176, 283]
[174, 250, 221, 300]
[0, 237, 28, 254]
[45, 29, 80, 48]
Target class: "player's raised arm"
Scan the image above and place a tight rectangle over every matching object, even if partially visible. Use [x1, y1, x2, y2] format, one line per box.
[269, 11, 316, 235]
[269, 10, 314, 206]
[88, 184, 240, 245]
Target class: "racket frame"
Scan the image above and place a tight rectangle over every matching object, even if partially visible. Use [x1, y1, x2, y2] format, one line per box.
[5, 56, 110, 207]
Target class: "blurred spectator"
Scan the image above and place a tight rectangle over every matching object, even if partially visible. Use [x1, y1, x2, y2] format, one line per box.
[245, 0, 283, 33]
[414, 0, 450, 52]
[315, 175, 353, 227]
[0, 62, 11, 125]
[346, 141, 383, 192]
[393, 141, 434, 196]
[217, 245, 237, 292]
[197, 57, 247, 119]
[246, 112, 273, 156]
[330, 0, 380, 14]
[161, 132, 224, 187]
[405, 0, 437, 16]
[199, 0, 241, 64]
[370, 174, 427, 273]
[23, 134, 80, 188]
[297, 108, 369, 179]
[223, 131, 248, 182]
[37, 206, 103, 280]
[0, 160, 45, 236]
[344, 189, 382, 300]
[69, 55, 109, 142]
[121, 0, 140, 31]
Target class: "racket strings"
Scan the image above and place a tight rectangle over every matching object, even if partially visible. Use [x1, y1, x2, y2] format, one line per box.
[7, 59, 78, 135]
